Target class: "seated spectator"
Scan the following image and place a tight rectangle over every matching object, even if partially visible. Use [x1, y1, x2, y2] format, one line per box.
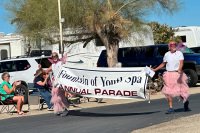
[34, 68, 53, 111]
[0, 72, 25, 115]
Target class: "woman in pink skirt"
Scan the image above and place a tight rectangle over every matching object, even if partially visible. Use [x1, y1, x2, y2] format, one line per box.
[152, 41, 190, 114]
[47, 52, 69, 116]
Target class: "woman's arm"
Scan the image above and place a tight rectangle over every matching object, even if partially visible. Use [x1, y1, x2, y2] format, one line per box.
[152, 62, 166, 72]
[3, 84, 16, 94]
[60, 53, 67, 64]
[178, 60, 184, 73]
[36, 76, 49, 86]
[46, 65, 52, 73]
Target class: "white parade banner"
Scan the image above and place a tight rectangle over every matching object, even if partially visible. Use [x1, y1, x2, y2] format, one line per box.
[56, 66, 148, 99]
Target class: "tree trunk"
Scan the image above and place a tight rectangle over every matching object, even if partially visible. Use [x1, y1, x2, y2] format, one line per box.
[94, 23, 119, 67]
[106, 44, 119, 67]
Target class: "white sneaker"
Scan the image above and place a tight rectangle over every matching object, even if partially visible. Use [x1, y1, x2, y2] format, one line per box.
[60, 109, 69, 117]
[47, 107, 54, 111]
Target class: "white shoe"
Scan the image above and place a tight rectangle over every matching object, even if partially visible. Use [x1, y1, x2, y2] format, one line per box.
[60, 109, 69, 117]
[47, 107, 54, 111]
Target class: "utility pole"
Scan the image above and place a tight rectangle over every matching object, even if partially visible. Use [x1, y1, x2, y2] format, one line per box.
[58, 0, 64, 56]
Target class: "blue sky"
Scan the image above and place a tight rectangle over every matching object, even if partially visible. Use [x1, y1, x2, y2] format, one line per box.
[0, 0, 15, 34]
[147, 0, 200, 27]
[0, 0, 199, 34]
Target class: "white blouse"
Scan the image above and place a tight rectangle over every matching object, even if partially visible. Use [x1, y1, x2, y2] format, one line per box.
[163, 51, 184, 71]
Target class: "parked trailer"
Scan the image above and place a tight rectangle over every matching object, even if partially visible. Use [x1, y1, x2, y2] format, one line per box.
[0, 33, 25, 60]
[52, 26, 154, 67]
[174, 26, 200, 48]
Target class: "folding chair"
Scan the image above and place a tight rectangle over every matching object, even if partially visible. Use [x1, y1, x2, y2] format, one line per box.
[29, 88, 46, 110]
[0, 93, 17, 114]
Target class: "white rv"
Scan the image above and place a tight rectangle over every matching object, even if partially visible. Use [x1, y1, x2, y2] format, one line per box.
[174, 26, 200, 48]
[0, 25, 154, 67]
[0, 33, 25, 60]
[52, 38, 154, 67]
[52, 26, 154, 67]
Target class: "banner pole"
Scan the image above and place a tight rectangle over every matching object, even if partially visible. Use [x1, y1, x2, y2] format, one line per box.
[148, 65, 152, 103]
[148, 78, 151, 103]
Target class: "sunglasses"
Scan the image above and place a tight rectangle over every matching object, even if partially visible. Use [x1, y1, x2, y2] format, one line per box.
[169, 42, 176, 46]
[43, 73, 48, 75]
[5, 75, 10, 78]
[169, 44, 176, 47]
[52, 55, 58, 58]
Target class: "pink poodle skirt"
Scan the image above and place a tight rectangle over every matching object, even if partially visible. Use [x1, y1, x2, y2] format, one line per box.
[162, 71, 189, 102]
[51, 87, 69, 113]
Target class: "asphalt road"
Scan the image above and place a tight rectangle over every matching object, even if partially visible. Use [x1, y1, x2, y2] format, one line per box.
[0, 93, 199, 133]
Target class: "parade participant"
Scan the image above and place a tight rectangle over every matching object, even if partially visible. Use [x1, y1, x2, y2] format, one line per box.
[47, 52, 69, 116]
[176, 39, 187, 53]
[152, 41, 190, 114]
[0, 72, 25, 115]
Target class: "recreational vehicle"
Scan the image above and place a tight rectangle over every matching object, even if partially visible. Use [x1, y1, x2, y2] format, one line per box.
[0, 33, 25, 60]
[0, 25, 154, 68]
[174, 26, 200, 48]
[52, 26, 154, 67]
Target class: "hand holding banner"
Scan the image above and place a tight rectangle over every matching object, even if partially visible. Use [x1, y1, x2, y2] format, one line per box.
[144, 66, 155, 78]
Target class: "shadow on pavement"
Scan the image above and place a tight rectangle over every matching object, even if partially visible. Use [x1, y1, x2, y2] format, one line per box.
[174, 108, 192, 113]
[69, 110, 161, 117]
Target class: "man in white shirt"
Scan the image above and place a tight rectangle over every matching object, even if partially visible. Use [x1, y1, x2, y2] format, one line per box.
[152, 41, 190, 114]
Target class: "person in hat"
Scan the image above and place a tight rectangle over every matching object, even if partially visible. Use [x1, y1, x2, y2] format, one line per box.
[33, 68, 53, 110]
[152, 41, 190, 114]
[47, 52, 69, 116]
